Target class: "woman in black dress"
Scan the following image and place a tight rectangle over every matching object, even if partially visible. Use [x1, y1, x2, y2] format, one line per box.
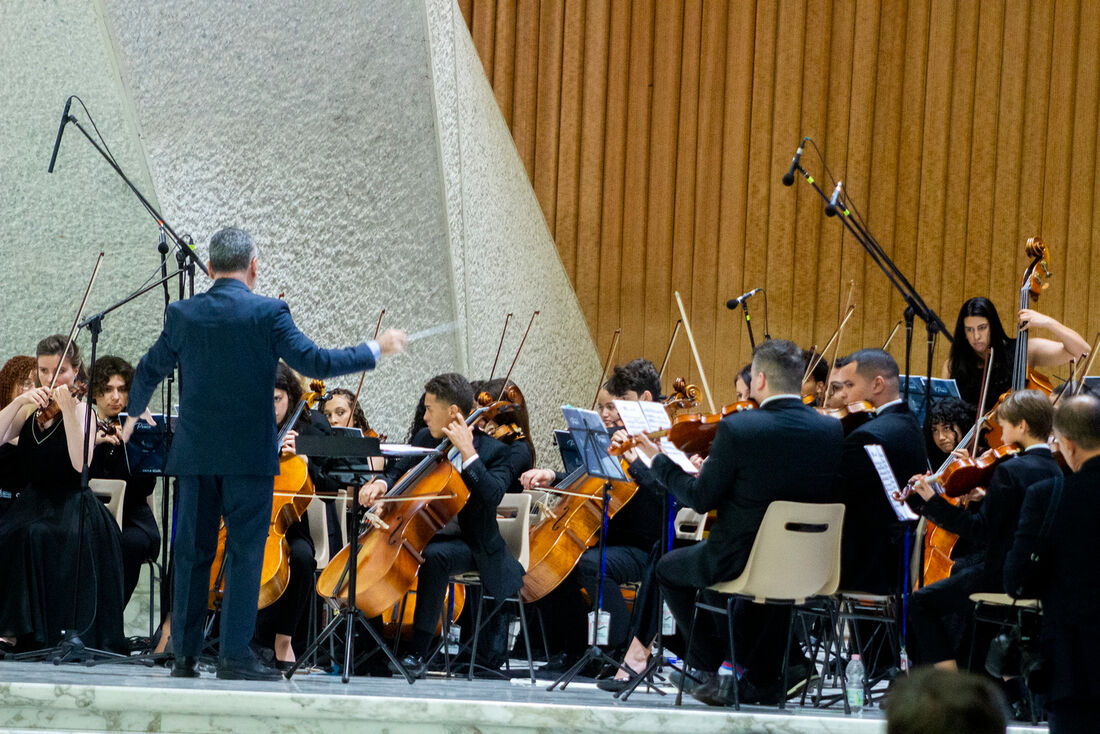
[0, 355, 36, 517]
[0, 336, 125, 653]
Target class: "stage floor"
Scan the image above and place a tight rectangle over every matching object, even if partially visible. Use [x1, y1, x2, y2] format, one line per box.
[0, 660, 1043, 733]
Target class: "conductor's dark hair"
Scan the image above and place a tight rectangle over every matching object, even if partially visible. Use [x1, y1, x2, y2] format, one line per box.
[424, 373, 474, 416]
[606, 359, 662, 401]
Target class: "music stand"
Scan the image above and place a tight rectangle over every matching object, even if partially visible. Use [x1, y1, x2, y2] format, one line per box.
[286, 435, 419, 684]
[547, 408, 635, 691]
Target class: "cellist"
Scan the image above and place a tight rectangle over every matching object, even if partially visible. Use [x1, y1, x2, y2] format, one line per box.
[906, 391, 1059, 688]
[357, 373, 528, 677]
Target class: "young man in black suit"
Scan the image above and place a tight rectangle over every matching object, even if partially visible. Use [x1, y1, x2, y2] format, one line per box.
[1005, 395, 1100, 733]
[633, 339, 845, 705]
[358, 373, 527, 676]
[831, 349, 928, 594]
[124, 227, 406, 681]
[906, 390, 1059, 675]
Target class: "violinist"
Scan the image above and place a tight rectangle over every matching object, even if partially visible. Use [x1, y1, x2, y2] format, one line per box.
[122, 227, 406, 681]
[801, 349, 829, 406]
[0, 336, 125, 654]
[907, 390, 1059, 677]
[926, 397, 976, 468]
[734, 364, 752, 402]
[824, 356, 850, 409]
[358, 373, 525, 677]
[322, 387, 384, 470]
[1005, 396, 1100, 733]
[941, 297, 1089, 407]
[88, 355, 160, 605]
[0, 355, 36, 516]
[471, 378, 535, 494]
[832, 349, 927, 595]
[633, 340, 844, 706]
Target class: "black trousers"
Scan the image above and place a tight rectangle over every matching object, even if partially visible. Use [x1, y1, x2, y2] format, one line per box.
[907, 565, 982, 666]
[120, 504, 160, 606]
[657, 544, 790, 684]
[174, 475, 272, 660]
[413, 536, 477, 655]
[573, 544, 650, 649]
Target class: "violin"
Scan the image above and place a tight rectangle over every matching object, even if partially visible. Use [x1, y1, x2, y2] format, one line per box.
[609, 399, 758, 459]
[817, 400, 876, 435]
[663, 377, 700, 418]
[475, 384, 527, 443]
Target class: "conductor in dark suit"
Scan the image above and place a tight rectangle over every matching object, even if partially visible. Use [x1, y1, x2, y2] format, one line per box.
[831, 349, 928, 594]
[123, 227, 406, 680]
[632, 339, 844, 705]
[358, 373, 527, 676]
[1005, 395, 1100, 733]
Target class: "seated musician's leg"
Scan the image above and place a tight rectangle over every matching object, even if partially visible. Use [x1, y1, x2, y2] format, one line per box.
[574, 545, 649, 650]
[412, 537, 475, 659]
[656, 545, 723, 673]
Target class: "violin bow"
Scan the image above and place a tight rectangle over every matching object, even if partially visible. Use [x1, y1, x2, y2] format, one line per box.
[972, 348, 994, 455]
[881, 320, 904, 351]
[349, 309, 385, 412]
[674, 291, 716, 414]
[811, 304, 856, 397]
[592, 328, 621, 410]
[50, 251, 105, 392]
[657, 319, 683, 387]
[497, 311, 538, 401]
[1073, 333, 1100, 397]
[488, 313, 513, 382]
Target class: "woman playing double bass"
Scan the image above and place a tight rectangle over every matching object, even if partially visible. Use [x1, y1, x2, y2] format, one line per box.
[357, 373, 530, 677]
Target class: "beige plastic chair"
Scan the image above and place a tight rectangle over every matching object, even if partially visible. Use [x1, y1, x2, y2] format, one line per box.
[675, 507, 707, 541]
[335, 488, 350, 548]
[679, 501, 845, 710]
[89, 478, 127, 529]
[447, 492, 535, 683]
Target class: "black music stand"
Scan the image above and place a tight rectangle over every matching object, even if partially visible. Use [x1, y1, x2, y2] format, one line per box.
[547, 409, 635, 691]
[286, 435, 419, 684]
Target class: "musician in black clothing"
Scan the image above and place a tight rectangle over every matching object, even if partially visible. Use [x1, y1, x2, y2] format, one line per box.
[471, 378, 535, 495]
[907, 390, 1059, 670]
[1005, 395, 1100, 733]
[519, 360, 666, 677]
[358, 373, 527, 677]
[832, 349, 928, 594]
[89, 356, 160, 605]
[634, 340, 844, 706]
[941, 297, 1087, 408]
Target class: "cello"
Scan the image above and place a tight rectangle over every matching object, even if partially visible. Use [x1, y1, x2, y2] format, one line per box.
[208, 380, 327, 610]
[316, 406, 488, 616]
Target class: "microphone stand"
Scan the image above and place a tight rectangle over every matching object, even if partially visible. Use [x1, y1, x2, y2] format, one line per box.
[741, 301, 757, 351]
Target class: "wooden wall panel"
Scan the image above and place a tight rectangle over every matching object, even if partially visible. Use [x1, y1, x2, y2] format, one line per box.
[460, 0, 1100, 402]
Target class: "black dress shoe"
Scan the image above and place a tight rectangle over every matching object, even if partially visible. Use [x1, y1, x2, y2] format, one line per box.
[388, 653, 426, 679]
[216, 655, 284, 681]
[693, 673, 762, 707]
[171, 656, 199, 678]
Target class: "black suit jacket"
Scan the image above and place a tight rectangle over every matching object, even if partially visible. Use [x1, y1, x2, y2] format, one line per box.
[1005, 456, 1100, 705]
[384, 428, 524, 600]
[922, 446, 1060, 591]
[836, 402, 928, 593]
[649, 397, 844, 586]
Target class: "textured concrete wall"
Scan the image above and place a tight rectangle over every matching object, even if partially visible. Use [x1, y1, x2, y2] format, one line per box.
[0, 0, 165, 362]
[2, 0, 599, 455]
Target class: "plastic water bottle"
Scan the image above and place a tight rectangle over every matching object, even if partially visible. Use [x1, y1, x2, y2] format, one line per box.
[845, 654, 865, 714]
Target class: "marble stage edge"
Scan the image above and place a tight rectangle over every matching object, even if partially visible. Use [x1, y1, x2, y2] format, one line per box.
[0, 661, 1044, 734]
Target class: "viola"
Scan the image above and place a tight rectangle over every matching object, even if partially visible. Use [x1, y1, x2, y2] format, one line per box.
[817, 401, 876, 435]
[475, 383, 528, 444]
[316, 407, 487, 616]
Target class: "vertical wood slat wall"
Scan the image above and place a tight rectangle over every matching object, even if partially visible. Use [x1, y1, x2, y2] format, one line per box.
[458, 0, 1100, 403]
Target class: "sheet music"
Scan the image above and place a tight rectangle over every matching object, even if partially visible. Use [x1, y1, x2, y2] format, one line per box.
[613, 399, 698, 475]
[864, 444, 919, 521]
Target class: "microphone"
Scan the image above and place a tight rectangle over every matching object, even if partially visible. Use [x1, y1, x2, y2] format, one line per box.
[47, 96, 74, 173]
[726, 288, 762, 309]
[825, 180, 843, 217]
[781, 138, 806, 186]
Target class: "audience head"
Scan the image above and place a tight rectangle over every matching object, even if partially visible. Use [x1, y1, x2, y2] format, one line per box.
[833, 349, 900, 408]
[1052, 395, 1100, 471]
[91, 355, 134, 419]
[422, 373, 474, 439]
[0, 355, 37, 408]
[885, 668, 1006, 734]
[749, 340, 804, 400]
